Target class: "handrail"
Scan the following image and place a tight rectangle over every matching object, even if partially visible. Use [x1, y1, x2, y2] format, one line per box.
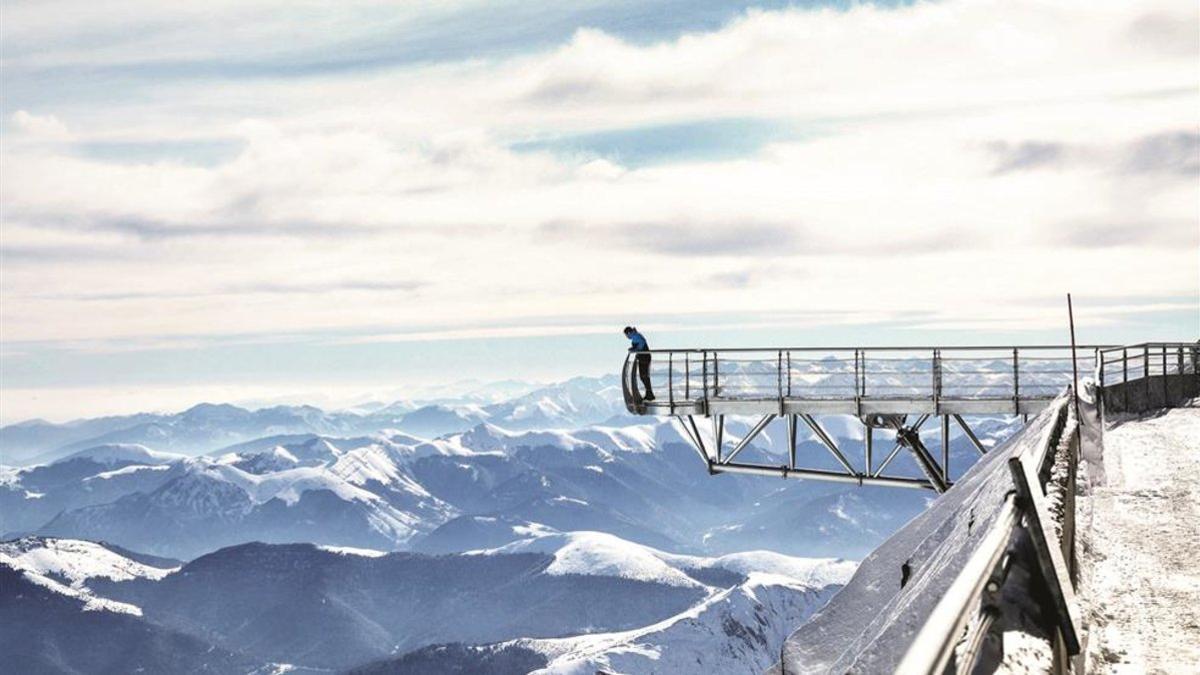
[897, 392, 1075, 674]
[634, 344, 1114, 354]
[1097, 340, 1198, 354]
[622, 345, 1104, 414]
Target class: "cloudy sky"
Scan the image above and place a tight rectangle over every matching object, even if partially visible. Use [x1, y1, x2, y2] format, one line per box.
[2, 0, 1197, 421]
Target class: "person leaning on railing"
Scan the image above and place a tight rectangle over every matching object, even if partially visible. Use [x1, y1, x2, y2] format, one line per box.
[623, 326, 655, 402]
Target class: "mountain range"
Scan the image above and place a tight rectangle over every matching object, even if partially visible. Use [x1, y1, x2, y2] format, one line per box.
[1, 374, 1025, 673]
[0, 375, 627, 466]
[2, 534, 851, 673]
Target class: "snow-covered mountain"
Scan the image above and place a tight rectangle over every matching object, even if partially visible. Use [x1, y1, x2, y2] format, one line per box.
[4, 406, 1020, 561]
[0, 537, 256, 673]
[3, 533, 849, 673]
[32, 445, 457, 559]
[0, 375, 630, 465]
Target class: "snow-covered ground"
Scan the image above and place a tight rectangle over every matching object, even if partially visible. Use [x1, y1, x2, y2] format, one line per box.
[1081, 404, 1200, 673]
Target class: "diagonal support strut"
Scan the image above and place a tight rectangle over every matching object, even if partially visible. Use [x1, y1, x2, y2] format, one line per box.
[722, 414, 776, 465]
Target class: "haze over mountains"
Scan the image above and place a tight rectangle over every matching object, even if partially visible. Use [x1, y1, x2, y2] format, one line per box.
[1, 374, 1021, 673]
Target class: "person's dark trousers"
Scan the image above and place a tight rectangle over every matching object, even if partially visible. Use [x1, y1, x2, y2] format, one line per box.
[635, 353, 655, 400]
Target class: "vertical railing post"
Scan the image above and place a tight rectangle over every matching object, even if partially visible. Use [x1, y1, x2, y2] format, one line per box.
[1162, 345, 1170, 404]
[702, 351, 710, 410]
[777, 350, 783, 410]
[1012, 348, 1020, 415]
[854, 350, 860, 401]
[1144, 345, 1151, 405]
[668, 353, 674, 407]
[713, 351, 720, 398]
[786, 351, 792, 397]
[932, 349, 942, 410]
[1122, 348, 1127, 384]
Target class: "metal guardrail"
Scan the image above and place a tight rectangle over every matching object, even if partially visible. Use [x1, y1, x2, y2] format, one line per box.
[898, 390, 1080, 674]
[1097, 342, 1200, 412]
[623, 345, 1108, 416]
[899, 343, 1199, 672]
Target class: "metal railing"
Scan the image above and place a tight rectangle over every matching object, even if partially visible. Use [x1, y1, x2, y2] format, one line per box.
[1097, 342, 1200, 413]
[623, 345, 1106, 413]
[897, 390, 1079, 674]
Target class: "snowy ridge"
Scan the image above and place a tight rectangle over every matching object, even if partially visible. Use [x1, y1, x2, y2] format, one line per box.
[470, 530, 855, 591]
[0, 537, 178, 587]
[658, 550, 856, 589]
[0, 537, 180, 617]
[58, 444, 185, 466]
[475, 531, 704, 588]
[510, 570, 839, 675]
[83, 464, 172, 481]
[317, 545, 389, 558]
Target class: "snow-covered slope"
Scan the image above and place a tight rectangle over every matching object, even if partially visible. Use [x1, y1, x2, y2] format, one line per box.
[55, 443, 185, 466]
[521, 573, 836, 675]
[0, 537, 177, 588]
[367, 531, 852, 674]
[0, 537, 180, 618]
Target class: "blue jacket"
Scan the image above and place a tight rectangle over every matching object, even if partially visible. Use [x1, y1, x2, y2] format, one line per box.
[627, 331, 649, 352]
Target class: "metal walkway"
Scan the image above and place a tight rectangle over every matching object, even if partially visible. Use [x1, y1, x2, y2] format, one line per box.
[621, 343, 1199, 492]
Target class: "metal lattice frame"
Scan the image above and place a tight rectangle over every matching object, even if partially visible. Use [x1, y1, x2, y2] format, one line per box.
[669, 409, 989, 492]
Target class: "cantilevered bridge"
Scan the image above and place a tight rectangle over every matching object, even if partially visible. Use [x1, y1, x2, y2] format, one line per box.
[621, 343, 1199, 492]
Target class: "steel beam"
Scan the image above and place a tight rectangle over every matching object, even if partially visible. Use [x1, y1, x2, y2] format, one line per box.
[799, 414, 857, 476]
[675, 416, 710, 465]
[941, 414, 950, 483]
[787, 414, 798, 470]
[713, 415, 725, 463]
[872, 413, 930, 477]
[686, 415, 710, 463]
[953, 414, 988, 455]
[865, 422, 873, 475]
[713, 461, 937, 490]
[721, 414, 775, 465]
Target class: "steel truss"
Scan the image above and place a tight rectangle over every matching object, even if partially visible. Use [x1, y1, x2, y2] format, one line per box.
[673, 411, 991, 492]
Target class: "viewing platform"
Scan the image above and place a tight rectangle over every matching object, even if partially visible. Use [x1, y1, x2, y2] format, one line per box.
[620, 343, 1199, 492]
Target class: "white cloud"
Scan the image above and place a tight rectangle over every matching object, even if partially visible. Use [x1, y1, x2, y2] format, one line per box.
[0, 0, 1196, 350]
[10, 110, 73, 141]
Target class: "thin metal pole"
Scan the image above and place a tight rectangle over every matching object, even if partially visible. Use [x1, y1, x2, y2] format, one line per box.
[933, 349, 941, 409]
[1012, 348, 1020, 414]
[1067, 294, 1080, 421]
[786, 351, 792, 397]
[713, 351, 720, 398]
[1162, 345, 1169, 404]
[668, 353, 674, 406]
[855, 350, 860, 400]
[1144, 345, 1150, 403]
[777, 350, 783, 407]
